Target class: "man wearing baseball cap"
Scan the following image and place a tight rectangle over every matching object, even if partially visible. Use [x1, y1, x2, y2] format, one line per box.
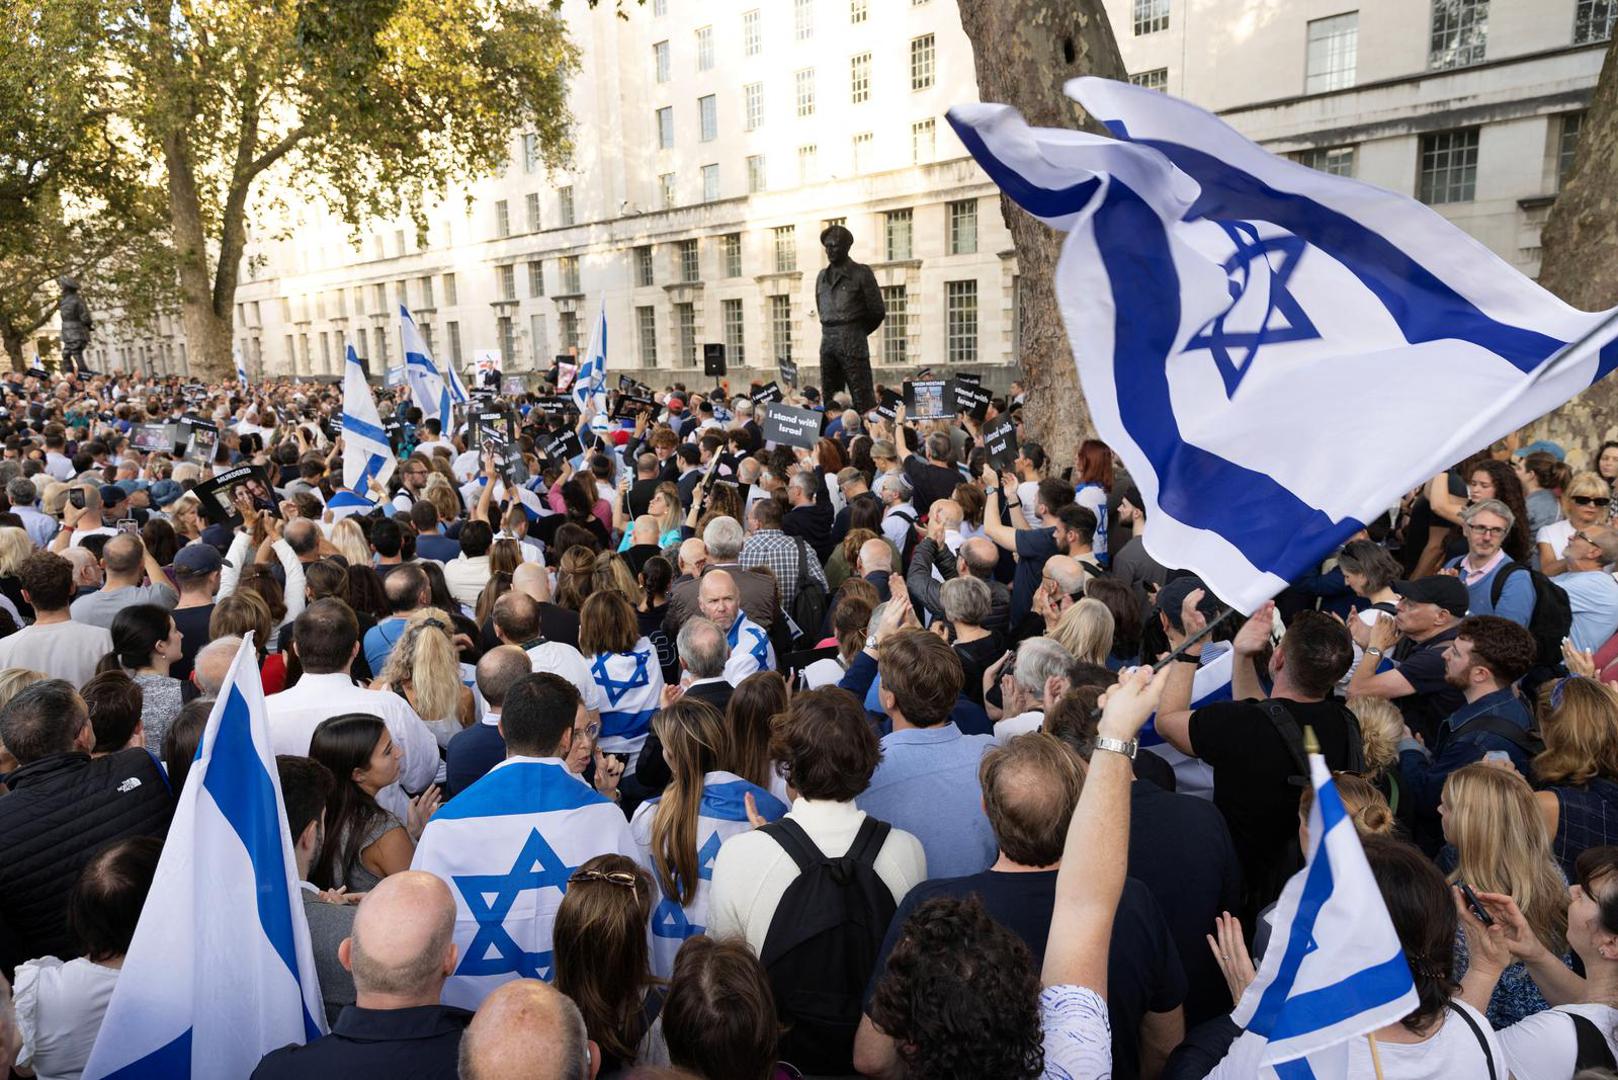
[1342, 574, 1470, 747]
[171, 543, 226, 682]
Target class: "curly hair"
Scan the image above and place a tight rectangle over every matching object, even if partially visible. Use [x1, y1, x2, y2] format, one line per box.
[868, 896, 1045, 1079]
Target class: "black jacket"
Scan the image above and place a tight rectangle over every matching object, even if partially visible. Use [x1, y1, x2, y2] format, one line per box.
[0, 749, 174, 976]
[634, 678, 736, 795]
[252, 1003, 473, 1080]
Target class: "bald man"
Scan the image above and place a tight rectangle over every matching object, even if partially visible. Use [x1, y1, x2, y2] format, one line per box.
[251, 872, 471, 1079]
[855, 537, 895, 602]
[675, 538, 707, 583]
[698, 570, 774, 683]
[493, 560, 579, 650]
[906, 533, 1013, 632]
[458, 979, 596, 1080]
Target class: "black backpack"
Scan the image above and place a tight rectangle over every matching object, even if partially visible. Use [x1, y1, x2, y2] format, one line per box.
[757, 815, 896, 1076]
[888, 509, 920, 569]
[1489, 561, 1573, 668]
[1260, 700, 1365, 788]
[790, 537, 827, 648]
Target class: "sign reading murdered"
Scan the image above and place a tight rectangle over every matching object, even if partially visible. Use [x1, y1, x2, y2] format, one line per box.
[760, 401, 820, 450]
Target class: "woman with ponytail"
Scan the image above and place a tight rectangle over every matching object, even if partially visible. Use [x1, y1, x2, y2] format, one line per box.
[98, 603, 184, 754]
[630, 697, 788, 977]
[372, 608, 475, 751]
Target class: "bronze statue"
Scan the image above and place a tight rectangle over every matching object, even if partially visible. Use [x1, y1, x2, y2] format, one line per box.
[57, 276, 92, 372]
[814, 225, 885, 414]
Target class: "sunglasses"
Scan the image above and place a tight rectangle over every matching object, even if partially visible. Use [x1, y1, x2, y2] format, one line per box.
[568, 868, 638, 888]
[1573, 495, 1612, 507]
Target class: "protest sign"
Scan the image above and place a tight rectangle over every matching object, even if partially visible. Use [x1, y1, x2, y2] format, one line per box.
[760, 402, 821, 450]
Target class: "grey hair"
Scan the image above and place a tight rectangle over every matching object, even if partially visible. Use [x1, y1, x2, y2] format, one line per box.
[941, 575, 991, 626]
[5, 477, 36, 507]
[192, 636, 244, 696]
[1013, 637, 1074, 694]
[677, 617, 730, 678]
[1461, 498, 1515, 530]
[702, 515, 745, 560]
[789, 471, 818, 500]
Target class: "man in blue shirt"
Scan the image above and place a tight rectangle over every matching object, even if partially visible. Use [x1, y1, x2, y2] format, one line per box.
[1446, 499, 1535, 627]
[363, 563, 429, 674]
[1554, 525, 1618, 651]
[445, 646, 530, 797]
[1399, 615, 1539, 854]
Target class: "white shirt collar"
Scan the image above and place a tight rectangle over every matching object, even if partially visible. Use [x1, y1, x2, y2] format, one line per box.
[480, 709, 502, 728]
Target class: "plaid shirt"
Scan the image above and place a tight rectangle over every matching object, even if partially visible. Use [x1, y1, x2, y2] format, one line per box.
[741, 528, 828, 606]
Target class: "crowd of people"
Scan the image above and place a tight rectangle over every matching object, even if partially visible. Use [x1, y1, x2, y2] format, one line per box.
[1, 366, 1618, 1079]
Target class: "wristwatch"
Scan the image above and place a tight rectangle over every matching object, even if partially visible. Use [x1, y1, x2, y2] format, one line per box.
[1364, 646, 1383, 658]
[1094, 735, 1138, 760]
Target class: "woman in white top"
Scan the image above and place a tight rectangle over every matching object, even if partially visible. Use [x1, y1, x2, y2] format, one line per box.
[1539, 471, 1612, 575]
[14, 836, 163, 1080]
[1460, 845, 1618, 1080]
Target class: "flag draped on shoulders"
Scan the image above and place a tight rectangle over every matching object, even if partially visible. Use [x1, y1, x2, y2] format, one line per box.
[589, 638, 666, 757]
[341, 344, 397, 496]
[401, 304, 451, 425]
[410, 756, 645, 1010]
[723, 612, 774, 684]
[630, 771, 787, 978]
[948, 78, 1618, 613]
[83, 635, 325, 1079]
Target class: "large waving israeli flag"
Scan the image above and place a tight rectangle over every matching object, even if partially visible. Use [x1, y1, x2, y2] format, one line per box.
[572, 299, 608, 417]
[401, 304, 451, 425]
[84, 635, 325, 1079]
[1208, 756, 1420, 1078]
[341, 343, 397, 496]
[631, 770, 787, 977]
[411, 756, 647, 1009]
[949, 79, 1618, 613]
[589, 637, 666, 757]
[234, 344, 249, 390]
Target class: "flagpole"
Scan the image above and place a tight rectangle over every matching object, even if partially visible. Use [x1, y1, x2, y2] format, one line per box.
[1366, 1032, 1386, 1080]
[1151, 605, 1240, 673]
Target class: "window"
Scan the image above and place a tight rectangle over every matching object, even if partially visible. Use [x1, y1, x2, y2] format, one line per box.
[447, 322, 463, 364]
[851, 53, 871, 103]
[558, 186, 575, 227]
[498, 264, 516, 301]
[657, 107, 675, 149]
[395, 229, 407, 257]
[1306, 13, 1358, 93]
[881, 285, 907, 364]
[945, 280, 979, 363]
[526, 192, 541, 232]
[372, 284, 386, 312]
[1558, 111, 1586, 189]
[697, 26, 714, 70]
[702, 164, 720, 202]
[798, 144, 818, 184]
[722, 234, 742, 277]
[417, 277, 433, 309]
[281, 297, 292, 322]
[770, 295, 793, 361]
[675, 302, 697, 366]
[443, 273, 458, 306]
[912, 118, 935, 164]
[1575, 0, 1616, 43]
[638, 306, 659, 366]
[884, 209, 913, 261]
[679, 239, 700, 283]
[948, 199, 978, 254]
[654, 40, 670, 83]
[319, 332, 332, 369]
[795, 0, 814, 40]
[1130, 68, 1168, 91]
[774, 225, 797, 273]
[528, 260, 545, 298]
[635, 246, 655, 287]
[1292, 145, 1357, 177]
[419, 324, 434, 357]
[395, 279, 408, 306]
[530, 314, 547, 364]
[699, 95, 718, 142]
[748, 155, 767, 193]
[498, 317, 515, 366]
[495, 200, 510, 238]
[723, 298, 746, 365]
[851, 0, 868, 22]
[559, 255, 581, 294]
[1430, 0, 1487, 70]
[852, 131, 873, 172]
[910, 34, 935, 90]
[796, 69, 815, 117]
[653, 0, 666, 14]
[743, 9, 761, 55]
[659, 173, 677, 209]
[745, 83, 764, 130]
[1133, 0, 1169, 34]
[1418, 128, 1479, 204]
[561, 311, 580, 350]
[522, 132, 539, 173]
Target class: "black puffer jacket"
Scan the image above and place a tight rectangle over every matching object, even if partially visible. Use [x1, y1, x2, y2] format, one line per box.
[0, 749, 174, 977]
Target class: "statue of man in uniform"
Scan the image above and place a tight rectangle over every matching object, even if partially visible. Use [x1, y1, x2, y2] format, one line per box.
[814, 225, 885, 414]
[57, 276, 93, 373]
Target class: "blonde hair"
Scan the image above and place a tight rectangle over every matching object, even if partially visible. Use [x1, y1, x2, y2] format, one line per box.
[592, 553, 644, 608]
[1300, 773, 1396, 837]
[376, 607, 464, 725]
[1535, 676, 1618, 787]
[329, 517, 373, 570]
[488, 538, 523, 579]
[1565, 470, 1610, 509]
[0, 667, 48, 710]
[422, 475, 461, 524]
[1050, 598, 1114, 667]
[651, 481, 682, 538]
[0, 528, 32, 578]
[649, 699, 731, 905]
[39, 481, 67, 516]
[1347, 695, 1405, 774]
[1443, 763, 1569, 955]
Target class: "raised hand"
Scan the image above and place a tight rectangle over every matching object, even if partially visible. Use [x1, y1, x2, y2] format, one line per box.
[406, 784, 442, 840]
[1206, 911, 1257, 1005]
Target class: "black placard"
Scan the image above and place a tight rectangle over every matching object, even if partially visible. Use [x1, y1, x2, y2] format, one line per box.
[981, 416, 1019, 471]
[954, 371, 982, 387]
[130, 424, 170, 453]
[183, 419, 219, 463]
[471, 408, 528, 485]
[703, 342, 726, 377]
[192, 464, 277, 527]
[904, 379, 949, 420]
[383, 418, 408, 457]
[539, 429, 584, 463]
[950, 378, 992, 421]
[875, 387, 901, 422]
[612, 395, 656, 420]
[751, 381, 784, 405]
[760, 401, 821, 450]
[778, 356, 799, 389]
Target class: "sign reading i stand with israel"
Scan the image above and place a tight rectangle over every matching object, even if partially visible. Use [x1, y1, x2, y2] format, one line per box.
[83, 635, 326, 1079]
[342, 343, 398, 496]
[947, 78, 1618, 614]
[1211, 756, 1420, 1077]
[401, 304, 451, 425]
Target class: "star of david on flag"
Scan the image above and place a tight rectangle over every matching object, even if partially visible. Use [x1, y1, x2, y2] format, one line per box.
[453, 828, 575, 981]
[948, 78, 1618, 614]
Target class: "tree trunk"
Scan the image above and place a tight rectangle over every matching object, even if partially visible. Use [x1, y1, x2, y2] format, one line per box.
[956, 0, 1126, 472]
[0, 321, 29, 373]
[164, 128, 234, 382]
[1526, 34, 1618, 454]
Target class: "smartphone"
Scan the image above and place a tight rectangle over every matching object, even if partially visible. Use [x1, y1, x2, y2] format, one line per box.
[68, 488, 86, 510]
[116, 518, 139, 536]
[1458, 881, 1494, 926]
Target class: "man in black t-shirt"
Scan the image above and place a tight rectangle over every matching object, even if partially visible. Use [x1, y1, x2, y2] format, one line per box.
[1342, 574, 1469, 747]
[894, 404, 961, 515]
[1153, 595, 1359, 921]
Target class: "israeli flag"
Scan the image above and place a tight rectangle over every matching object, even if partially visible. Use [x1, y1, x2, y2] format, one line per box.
[341, 344, 397, 496]
[1211, 756, 1420, 1078]
[572, 299, 608, 418]
[401, 304, 451, 425]
[723, 611, 774, 684]
[447, 361, 470, 408]
[949, 79, 1618, 614]
[410, 756, 646, 1009]
[630, 771, 788, 977]
[234, 344, 249, 390]
[83, 635, 325, 1078]
[589, 638, 666, 757]
[1141, 645, 1232, 800]
[325, 488, 378, 522]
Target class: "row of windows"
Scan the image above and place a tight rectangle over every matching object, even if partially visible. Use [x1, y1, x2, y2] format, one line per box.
[492, 189, 574, 238]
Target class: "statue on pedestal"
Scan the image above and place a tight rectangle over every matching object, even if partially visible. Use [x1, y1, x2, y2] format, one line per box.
[57, 276, 93, 373]
[814, 225, 885, 414]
